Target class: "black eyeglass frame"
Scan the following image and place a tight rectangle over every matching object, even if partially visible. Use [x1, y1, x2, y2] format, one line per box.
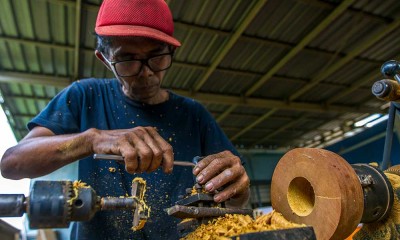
[102, 52, 174, 77]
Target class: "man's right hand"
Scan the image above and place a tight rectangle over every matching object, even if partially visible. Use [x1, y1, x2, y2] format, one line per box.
[92, 127, 174, 174]
[0, 126, 174, 180]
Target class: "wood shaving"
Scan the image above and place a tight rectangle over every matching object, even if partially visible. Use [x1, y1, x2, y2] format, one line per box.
[67, 180, 90, 205]
[131, 177, 151, 231]
[182, 210, 305, 240]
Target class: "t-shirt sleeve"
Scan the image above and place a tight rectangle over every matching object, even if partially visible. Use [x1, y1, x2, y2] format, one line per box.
[27, 82, 83, 135]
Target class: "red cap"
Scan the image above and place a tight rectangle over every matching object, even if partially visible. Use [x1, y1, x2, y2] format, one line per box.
[95, 0, 181, 47]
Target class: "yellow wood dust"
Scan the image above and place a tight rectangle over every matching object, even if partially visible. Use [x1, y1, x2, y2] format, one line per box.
[182, 210, 305, 240]
[67, 180, 90, 205]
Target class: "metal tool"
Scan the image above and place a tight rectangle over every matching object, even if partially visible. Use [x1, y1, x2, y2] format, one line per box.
[93, 154, 196, 167]
[166, 155, 259, 237]
[166, 183, 253, 237]
[0, 179, 149, 230]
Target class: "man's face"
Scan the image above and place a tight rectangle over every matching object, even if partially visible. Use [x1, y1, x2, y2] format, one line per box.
[104, 37, 171, 103]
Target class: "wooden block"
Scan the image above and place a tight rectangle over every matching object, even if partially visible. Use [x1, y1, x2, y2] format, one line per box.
[271, 148, 363, 240]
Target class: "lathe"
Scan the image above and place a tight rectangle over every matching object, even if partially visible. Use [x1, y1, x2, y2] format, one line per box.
[2, 150, 397, 239]
[0, 178, 149, 230]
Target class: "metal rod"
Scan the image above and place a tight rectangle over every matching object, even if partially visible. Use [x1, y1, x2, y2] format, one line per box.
[93, 154, 195, 167]
[381, 102, 396, 170]
[100, 197, 137, 211]
[167, 205, 254, 219]
[93, 154, 125, 161]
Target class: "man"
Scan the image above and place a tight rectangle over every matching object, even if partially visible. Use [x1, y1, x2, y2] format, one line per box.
[0, 0, 250, 239]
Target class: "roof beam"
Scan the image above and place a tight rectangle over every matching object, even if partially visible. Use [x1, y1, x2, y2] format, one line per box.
[3, 94, 54, 101]
[0, 35, 73, 51]
[288, 17, 400, 101]
[224, 126, 319, 134]
[245, 0, 354, 97]
[45, 0, 99, 12]
[326, 71, 381, 104]
[216, 104, 236, 123]
[230, 109, 277, 141]
[192, 0, 268, 91]
[44, 0, 75, 7]
[11, 113, 38, 118]
[174, 90, 383, 114]
[0, 72, 70, 87]
[0, 35, 95, 56]
[251, 115, 308, 146]
[216, 112, 336, 123]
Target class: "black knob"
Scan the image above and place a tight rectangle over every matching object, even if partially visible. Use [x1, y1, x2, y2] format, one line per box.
[381, 60, 400, 77]
[372, 80, 389, 98]
[371, 79, 400, 101]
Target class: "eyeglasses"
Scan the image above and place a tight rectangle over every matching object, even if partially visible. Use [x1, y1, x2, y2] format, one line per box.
[102, 52, 173, 77]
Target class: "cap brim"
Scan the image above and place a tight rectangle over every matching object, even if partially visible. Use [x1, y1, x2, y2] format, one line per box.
[95, 25, 181, 47]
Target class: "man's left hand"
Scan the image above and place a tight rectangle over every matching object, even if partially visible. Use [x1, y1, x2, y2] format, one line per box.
[192, 151, 250, 208]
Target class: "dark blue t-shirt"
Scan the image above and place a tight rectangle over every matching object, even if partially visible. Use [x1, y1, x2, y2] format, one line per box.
[28, 78, 240, 240]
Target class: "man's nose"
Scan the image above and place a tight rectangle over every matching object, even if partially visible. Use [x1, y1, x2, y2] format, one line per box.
[137, 63, 154, 77]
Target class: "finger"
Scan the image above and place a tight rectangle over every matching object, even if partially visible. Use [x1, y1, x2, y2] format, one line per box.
[195, 157, 231, 185]
[146, 127, 174, 173]
[192, 155, 214, 176]
[130, 131, 153, 173]
[118, 141, 139, 174]
[141, 128, 163, 172]
[193, 150, 235, 176]
[204, 165, 244, 192]
[213, 176, 249, 203]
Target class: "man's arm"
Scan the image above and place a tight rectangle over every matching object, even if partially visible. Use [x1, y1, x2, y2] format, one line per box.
[1, 126, 93, 179]
[0, 126, 174, 180]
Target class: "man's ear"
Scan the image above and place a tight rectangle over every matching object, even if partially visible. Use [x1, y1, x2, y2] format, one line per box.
[95, 50, 112, 71]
